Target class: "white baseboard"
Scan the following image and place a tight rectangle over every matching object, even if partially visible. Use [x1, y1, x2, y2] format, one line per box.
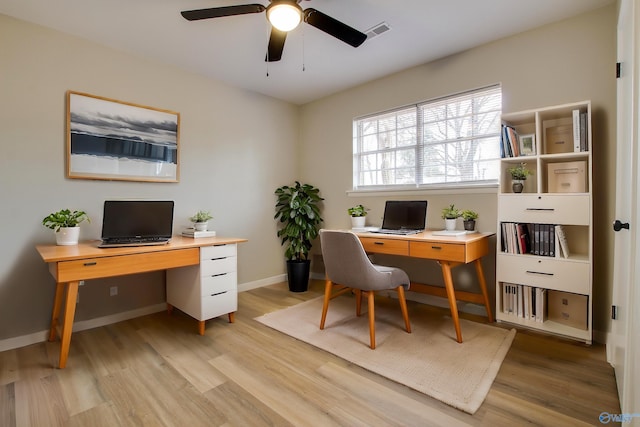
[238, 274, 287, 292]
[0, 303, 166, 353]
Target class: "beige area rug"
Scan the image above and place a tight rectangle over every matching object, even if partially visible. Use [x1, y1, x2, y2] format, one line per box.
[255, 295, 516, 414]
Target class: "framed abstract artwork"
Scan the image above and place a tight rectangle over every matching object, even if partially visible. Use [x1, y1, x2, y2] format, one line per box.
[66, 91, 180, 182]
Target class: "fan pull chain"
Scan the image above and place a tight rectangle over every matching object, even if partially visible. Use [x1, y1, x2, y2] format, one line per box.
[302, 24, 305, 72]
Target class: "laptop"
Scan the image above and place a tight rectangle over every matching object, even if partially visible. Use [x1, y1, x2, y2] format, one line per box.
[98, 200, 174, 248]
[370, 200, 428, 235]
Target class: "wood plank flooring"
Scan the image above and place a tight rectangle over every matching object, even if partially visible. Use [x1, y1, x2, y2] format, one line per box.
[0, 280, 620, 426]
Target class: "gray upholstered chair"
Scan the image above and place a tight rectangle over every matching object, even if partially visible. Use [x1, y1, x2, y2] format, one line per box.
[319, 229, 412, 349]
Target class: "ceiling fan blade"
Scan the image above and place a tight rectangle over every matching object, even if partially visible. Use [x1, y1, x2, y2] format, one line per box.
[181, 4, 265, 21]
[303, 8, 367, 48]
[265, 27, 287, 62]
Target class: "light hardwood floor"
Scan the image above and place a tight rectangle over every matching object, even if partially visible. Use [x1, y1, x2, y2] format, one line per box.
[0, 280, 620, 426]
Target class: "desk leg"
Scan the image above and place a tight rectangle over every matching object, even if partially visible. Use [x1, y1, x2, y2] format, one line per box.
[48, 282, 65, 342]
[474, 259, 494, 323]
[58, 281, 79, 369]
[440, 262, 463, 343]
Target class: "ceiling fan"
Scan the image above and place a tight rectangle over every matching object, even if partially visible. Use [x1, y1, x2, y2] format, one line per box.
[180, 0, 367, 62]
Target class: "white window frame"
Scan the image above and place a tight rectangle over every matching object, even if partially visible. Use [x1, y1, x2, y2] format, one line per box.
[352, 85, 502, 192]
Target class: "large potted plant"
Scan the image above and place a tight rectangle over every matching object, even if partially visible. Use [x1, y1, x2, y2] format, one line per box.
[42, 209, 90, 245]
[274, 181, 324, 292]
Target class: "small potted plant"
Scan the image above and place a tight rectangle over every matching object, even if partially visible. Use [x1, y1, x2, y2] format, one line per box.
[507, 163, 532, 193]
[189, 210, 213, 231]
[42, 209, 90, 246]
[461, 209, 478, 231]
[347, 204, 368, 229]
[441, 204, 461, 231]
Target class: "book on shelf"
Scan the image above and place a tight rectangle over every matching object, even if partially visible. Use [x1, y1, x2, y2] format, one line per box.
[572, 109, 589, 152]
[555, 225, 570, 258]
[501, 283, 548, 322]
[181, 229, 217, 238]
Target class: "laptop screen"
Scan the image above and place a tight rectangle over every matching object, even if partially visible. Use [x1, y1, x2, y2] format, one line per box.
[101, 200, 174, 239]
[381, 200, 428, 230]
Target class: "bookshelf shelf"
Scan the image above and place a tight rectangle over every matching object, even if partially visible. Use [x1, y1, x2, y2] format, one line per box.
[496, 100, 593, 344]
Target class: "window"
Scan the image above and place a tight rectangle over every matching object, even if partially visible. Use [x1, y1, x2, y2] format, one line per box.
[353, 85, 502, 190]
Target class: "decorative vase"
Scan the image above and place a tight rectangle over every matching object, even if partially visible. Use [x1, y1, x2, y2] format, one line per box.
[351, 216, 366, 229]
[445, 218, 457, 231]
[194, 221, 208, 231]
[463, 219, 476, 231]
[512, 180, 524, 193]
[55, 227, 80, 246]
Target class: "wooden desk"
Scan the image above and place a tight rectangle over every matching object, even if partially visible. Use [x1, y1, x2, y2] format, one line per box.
[356, 230, 494, 343]
[36, 235, 247, 368]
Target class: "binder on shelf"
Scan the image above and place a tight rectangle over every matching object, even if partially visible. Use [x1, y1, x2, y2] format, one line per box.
[572, 109, 581, 152]
[555, 225, 570, 258]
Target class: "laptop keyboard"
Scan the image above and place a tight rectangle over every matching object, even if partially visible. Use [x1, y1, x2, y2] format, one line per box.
[99, 237, 170, 247]
[370, 229, 422, 235]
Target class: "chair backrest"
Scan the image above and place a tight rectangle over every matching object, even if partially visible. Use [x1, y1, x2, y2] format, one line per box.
[319, 229, 397, 291]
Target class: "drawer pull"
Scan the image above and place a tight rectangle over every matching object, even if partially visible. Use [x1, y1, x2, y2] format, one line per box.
[374, 242, 385, 245]
[526, 270, 554, 276]
[210, 291, 228, 297]
[525, 208, 555, 211]
[431, 246, 442, 250]
[209, 257, 227, 261]
[211, 273, 228, 278]
[83, 262, 97, 266]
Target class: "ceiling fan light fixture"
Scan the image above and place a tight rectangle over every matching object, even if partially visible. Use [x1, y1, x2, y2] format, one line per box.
[266, 2, 302, 32]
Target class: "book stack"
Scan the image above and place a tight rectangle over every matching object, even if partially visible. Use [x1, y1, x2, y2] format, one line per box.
[501, 222, 564, 257]
[182, 228, 216, 238]
[500, 125, 520, 158]
[502, 283, 547, 322]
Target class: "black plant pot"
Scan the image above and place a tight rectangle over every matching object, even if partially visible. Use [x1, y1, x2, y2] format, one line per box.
[463, 219, 476, 231]
[286, 259, 310, 292]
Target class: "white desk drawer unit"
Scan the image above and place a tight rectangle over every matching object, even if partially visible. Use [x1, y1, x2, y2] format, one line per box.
[167, 243, 238, 334]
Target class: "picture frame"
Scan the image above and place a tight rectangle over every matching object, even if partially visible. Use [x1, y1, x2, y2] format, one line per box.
[66, 91, 180, 182]
[519, 133, 536, 156]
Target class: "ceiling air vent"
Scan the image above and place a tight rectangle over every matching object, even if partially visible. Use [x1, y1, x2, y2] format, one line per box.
[365, 22, 391, 40]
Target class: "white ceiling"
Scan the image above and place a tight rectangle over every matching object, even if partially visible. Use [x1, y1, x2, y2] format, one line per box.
[0, 0, 614, 105]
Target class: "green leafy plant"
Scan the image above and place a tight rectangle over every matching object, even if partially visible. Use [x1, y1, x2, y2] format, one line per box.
[508, 163, 532, 180]
[461, 209, 479, 221]
[347, 204, 368, 217]
[441, 204, 461, 220]
[274, 181, 324, 261]
[42, 209, 90, 231]
[189, 210, 213, 223]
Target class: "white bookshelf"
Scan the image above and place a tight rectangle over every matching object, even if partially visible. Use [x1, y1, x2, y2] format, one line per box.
[496, 101, 593, 344]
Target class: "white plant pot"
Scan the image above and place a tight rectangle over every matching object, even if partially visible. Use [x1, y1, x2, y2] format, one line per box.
[194, 221, 208, 231]
[351, 216, 366, 229]
[56, 226, 80, 246]
[445, 218, 457, 231]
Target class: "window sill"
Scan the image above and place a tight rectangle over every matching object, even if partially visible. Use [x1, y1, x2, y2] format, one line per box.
[347, 183, 498, 197]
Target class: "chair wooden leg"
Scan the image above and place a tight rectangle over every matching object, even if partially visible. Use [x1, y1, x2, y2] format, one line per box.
[367, 291, 376, 349]
[397, 286, 411, 333]
[320, 280, 333, 330]
[355, 289, 362, 316]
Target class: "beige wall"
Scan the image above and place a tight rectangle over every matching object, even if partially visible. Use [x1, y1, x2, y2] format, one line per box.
[0, 14, 299, 340]
[300, 5, 617, 337]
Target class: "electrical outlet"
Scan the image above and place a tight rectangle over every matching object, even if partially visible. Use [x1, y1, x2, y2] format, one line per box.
[110, 286, 118, 297]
